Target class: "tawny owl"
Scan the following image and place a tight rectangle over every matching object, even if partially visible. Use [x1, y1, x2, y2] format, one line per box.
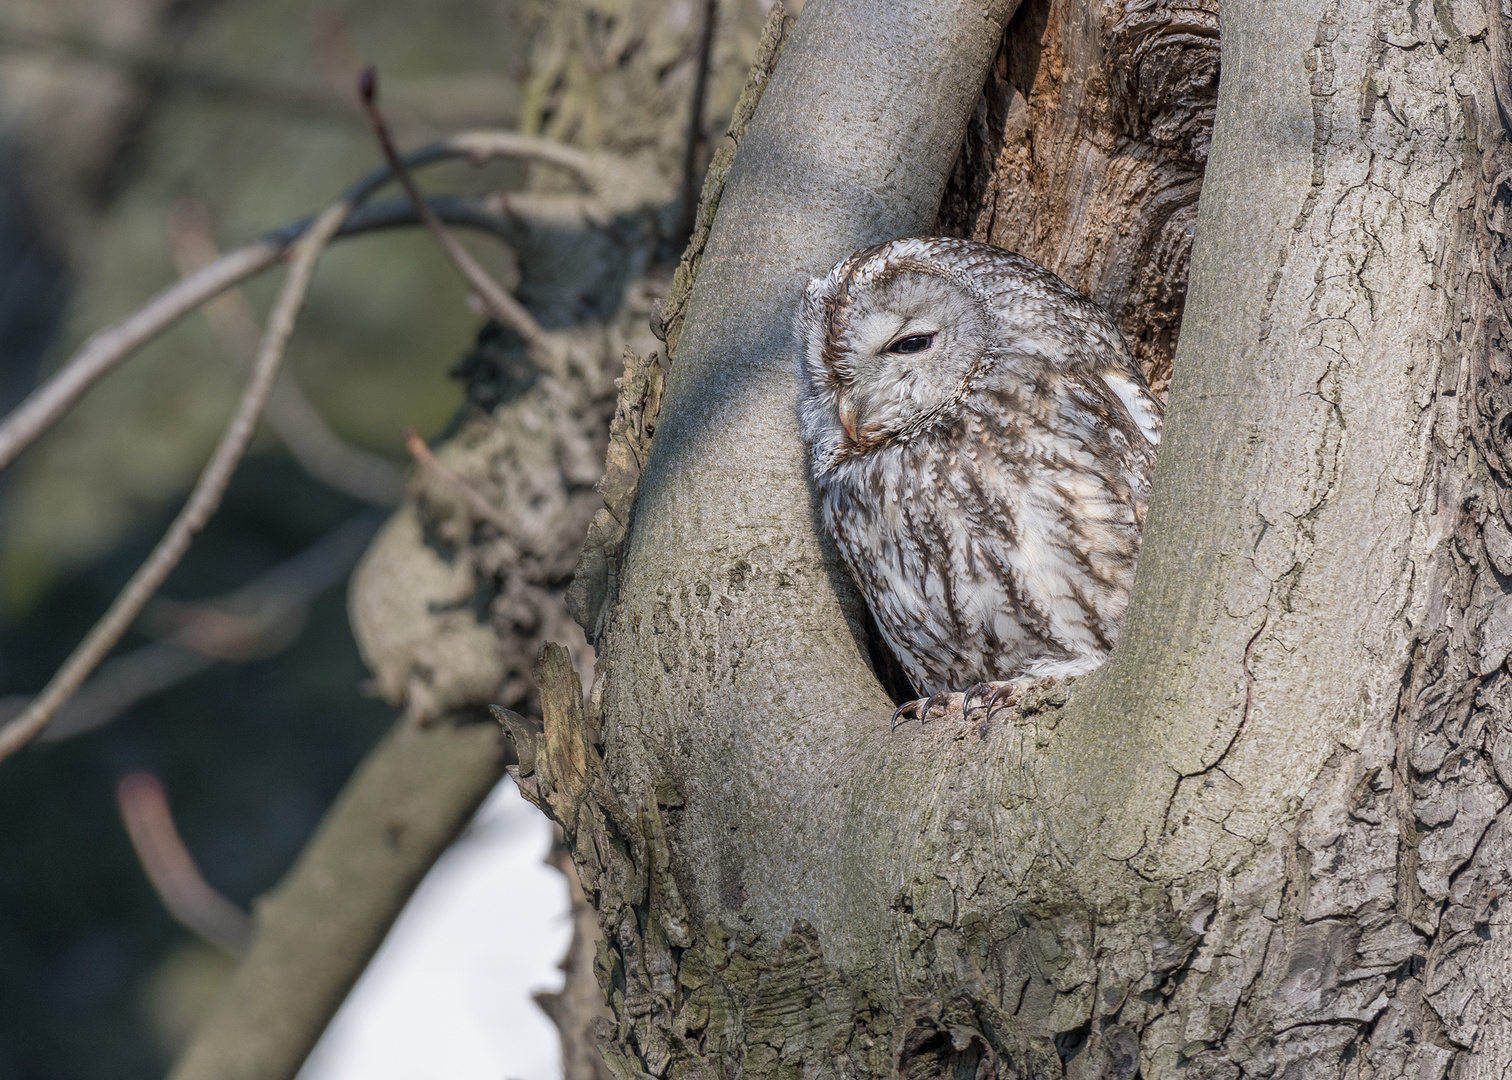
[795, 237, 1162, 723]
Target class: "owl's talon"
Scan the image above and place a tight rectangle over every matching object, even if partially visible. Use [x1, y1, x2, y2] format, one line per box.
[983, 682, 1022, 720]
[961, 682, 994, 716]
[890, 700, 923, 730]
[922, 691, 954, 724]
[894, 691, 979, 728]
[890, 692, 957, 728]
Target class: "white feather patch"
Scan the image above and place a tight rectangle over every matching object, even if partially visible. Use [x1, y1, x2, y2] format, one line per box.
[1100, 372, 1162, 446]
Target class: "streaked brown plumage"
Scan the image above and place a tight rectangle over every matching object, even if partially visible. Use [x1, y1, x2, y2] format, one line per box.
[795, 237, 1161, 718]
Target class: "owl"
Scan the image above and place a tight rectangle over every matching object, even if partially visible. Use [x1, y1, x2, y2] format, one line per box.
[795, 237, 1162, 723]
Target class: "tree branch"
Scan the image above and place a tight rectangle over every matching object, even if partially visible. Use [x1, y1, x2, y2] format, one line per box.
[0, 20, 353, 123]
[0, 511, 382, 743]
[0, 238, 282, 471]
[167, 201, 406, 507]
[402, 426, 516, 536]
[0, 130, 626, 472]
[360, 71, 568, 376]
[0, 201, 349, 763]
[166, 712, 514, 1080]
[117, 771, 253, 956]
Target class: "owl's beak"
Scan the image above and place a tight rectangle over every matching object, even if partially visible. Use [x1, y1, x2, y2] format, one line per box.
[837, 395, 859, 442]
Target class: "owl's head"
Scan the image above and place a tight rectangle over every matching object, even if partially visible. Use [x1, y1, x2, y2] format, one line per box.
[796, 238, 1000, 472]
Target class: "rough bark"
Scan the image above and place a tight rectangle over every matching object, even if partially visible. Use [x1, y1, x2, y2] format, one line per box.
[343, 4, 784, 1075]
[509, 0, 1512, 1077]
[538, 823, 620, 1080]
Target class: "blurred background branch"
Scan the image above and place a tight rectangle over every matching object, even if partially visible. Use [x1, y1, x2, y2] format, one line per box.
[0, 128, 619, 472]
[0, 510, 385, 742]
[0, 20, 356, 123]
[167, 201, 406, 508]
[0, 198, 351, 761]
[116, 771, 253, 956]
[0, 0, 780, 1076]
[166, 712, 514, 1080]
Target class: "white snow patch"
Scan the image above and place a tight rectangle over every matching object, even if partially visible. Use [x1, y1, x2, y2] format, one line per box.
[299, 776, 571, 1080]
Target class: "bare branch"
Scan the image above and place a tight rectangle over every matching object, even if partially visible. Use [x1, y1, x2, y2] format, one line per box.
[0, 130, 625, 472]
[0, 511, 382, 743]
[444, 130, 609, 194]
[117, 771, 253, 956]
[0, 20, 353, 123]
[168, 202, 406, 507]
[167, 713, 513, 1080]
[0, 238, 284, 471]
[0, 201, 350, 763]
[360, 70, 568, 376]
[7, 645, 214, 741]
[144, 510, 382, 659]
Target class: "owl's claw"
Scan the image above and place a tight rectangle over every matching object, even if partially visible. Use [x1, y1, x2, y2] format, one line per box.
[890, 700, 921, 731]
[956, 681, 1027, 720]
[920, 691, 955, 724]
[961, 682, 994, 716]
[892, 680, 1036, 729]
[983, 682, 1023, 719]
[890, 694, 948, 729]
[891, 691, 967, 729]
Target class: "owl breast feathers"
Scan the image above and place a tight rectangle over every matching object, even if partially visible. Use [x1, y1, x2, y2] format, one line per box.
[795, 237, 1162, 696]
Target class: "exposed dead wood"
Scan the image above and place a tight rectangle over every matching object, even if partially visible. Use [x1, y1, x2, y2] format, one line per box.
[937, 0, 1219, 399]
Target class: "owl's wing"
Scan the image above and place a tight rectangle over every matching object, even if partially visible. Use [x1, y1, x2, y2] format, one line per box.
[1097, 372, 1162, 448]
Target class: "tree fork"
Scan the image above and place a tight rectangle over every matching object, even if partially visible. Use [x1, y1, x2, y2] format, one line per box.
[517, 0, 1512, 1077]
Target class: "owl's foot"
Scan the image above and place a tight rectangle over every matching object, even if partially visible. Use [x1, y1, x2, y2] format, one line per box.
[890, 692, 952, 729]
[890, 681, 1027, 729]
[962, 680, 1027, 718]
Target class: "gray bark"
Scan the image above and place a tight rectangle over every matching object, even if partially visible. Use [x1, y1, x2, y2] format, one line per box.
[508, 0, 1512, 1077]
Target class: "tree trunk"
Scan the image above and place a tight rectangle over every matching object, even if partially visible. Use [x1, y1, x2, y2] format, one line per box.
[511, 0, 1512, 1076]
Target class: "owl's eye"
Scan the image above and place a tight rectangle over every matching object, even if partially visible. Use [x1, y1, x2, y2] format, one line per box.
[886, 333, 936, 355]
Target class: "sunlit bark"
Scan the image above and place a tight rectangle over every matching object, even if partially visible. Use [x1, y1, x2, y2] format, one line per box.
[519, 0, 1512, 1076]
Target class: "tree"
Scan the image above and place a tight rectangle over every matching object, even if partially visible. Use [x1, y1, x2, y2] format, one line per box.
[19, 0, 1495, 1074]
[513, 0, 1512, 1076]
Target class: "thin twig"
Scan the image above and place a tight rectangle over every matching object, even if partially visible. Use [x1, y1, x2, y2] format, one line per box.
[402, 426, 514, 534]
[443, 131, 606, 192]
[0, 201, 350, 764]
[117, 771, 253, 956]
[2, 511, 383, 743]
[675, 0, 720, 245]
[139, 509, 384, 663]
[2, 645, 214, 741]
[0, 130, 610, 472]
[0, 240, 283, 470]
[168, 202, 405, 507]
[360, 68, 568, 375]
